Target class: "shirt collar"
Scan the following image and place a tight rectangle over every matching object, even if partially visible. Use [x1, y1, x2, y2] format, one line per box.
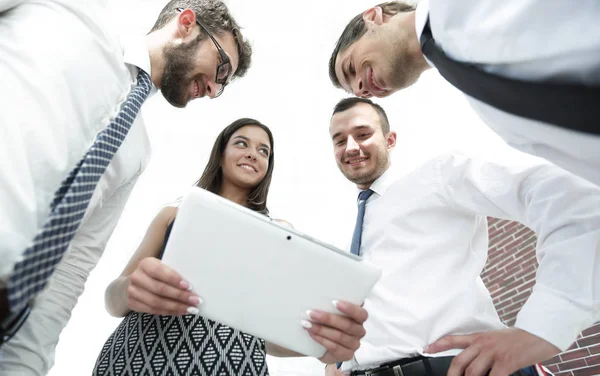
[414, 0, 430, 40]
[357, 165, 399, 197]
[414, 0, 435, 69]
[122, 35, 158, 96]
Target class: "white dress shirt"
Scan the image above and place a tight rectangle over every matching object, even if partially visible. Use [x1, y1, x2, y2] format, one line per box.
[342, 148, 600, 371]
[0, 1, 156, 374]
[415, 0, 600, 187]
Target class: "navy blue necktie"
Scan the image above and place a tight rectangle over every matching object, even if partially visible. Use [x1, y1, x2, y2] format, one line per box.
[337, 189, 374, 369]
[350, 189, 374, 256]
[420, 18, 600, 135]
[7, 70, 153, 314]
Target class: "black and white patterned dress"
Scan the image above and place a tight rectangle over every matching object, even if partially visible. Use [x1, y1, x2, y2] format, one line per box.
[92, 222, 269, 376]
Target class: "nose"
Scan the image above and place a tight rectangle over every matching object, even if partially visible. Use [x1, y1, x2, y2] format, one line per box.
[345, 136, 360, 153]
[352, 76, 371, 98]
[245, 151, 257, 161]
[205, 81, 220, 99]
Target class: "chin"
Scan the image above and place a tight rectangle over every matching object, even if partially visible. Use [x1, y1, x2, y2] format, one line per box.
[164, 95, 187, 108]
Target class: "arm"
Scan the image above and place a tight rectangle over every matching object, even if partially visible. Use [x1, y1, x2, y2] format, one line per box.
[0, 179, 138, 376]
[426, 148, 600, 375]
[105, 206, 199, 317]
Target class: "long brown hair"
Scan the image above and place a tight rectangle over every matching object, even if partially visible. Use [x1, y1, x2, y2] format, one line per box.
[194, 118, 275, 215]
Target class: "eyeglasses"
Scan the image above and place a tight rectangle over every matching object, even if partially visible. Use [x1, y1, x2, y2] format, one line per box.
[176, 8, 232, 97]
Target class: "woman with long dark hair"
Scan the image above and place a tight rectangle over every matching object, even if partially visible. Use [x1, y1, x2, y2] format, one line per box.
[93, 118, 277, 375]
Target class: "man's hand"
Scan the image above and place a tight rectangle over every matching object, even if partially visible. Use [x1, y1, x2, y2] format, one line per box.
[301, 300, 368, 364]
[424, 327, 560, 376]
[127, 257, 202, 316]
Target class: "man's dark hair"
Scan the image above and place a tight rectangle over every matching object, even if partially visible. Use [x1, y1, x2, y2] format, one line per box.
[151, 0, 252, 79]
[332, 97, 391, 134]
[328, 1, 416, 88]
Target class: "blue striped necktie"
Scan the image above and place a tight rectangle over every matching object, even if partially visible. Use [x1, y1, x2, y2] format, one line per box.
[337, 188, 374, 369]
[350, 189, 374, 256]
[7, 70, 153, 313]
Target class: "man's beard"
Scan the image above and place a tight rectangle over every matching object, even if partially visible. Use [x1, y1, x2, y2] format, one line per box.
[341, 150, 390, 187]
[160, 39, 200, 108]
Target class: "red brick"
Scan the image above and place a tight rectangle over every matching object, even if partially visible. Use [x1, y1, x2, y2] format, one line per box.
[504, 317, 516, 327]
[495, 286, 522, 303]
[487, 247, 503, 261]
[518, 255, 539, 270]
[484, 267, 504, 282]
[523, 233, 537, 243]
[501, 300, 527, 316]
[578, 334, 600, 348]
[494, 298, 513, 310]
[487, 283, 500, 294]
[586, 355, 600, 366]
[582, 324, 600, 337]
[560, 348, 591, 362]
[514, 226, 534, 239]
[510, 290, 532, 305]
[499, 277, 521, 292]
[504, 237, 527, 253]
[555, 372, 574, 376]
[569, 341, 581, 350]
[488, 227, 504, 240]
[573, 365, 600, 376]
[503, 257, 525, 274]
[517, 279, 536, 293]
[495, 254, 517, 271]
[487, 252, 508, 268]
[543, 364, 560, 373]
[544, 355, 563, 366]
[589, 344, 600, 355]
[503, 221, 520, 232]
[512, 244, 536, 261]
[515, 266, 537, 281]
[494, 235, 516, 251]
[513, 270, 532, 282]
[559, 358, 588, 371]
[487, 216, 500, 225]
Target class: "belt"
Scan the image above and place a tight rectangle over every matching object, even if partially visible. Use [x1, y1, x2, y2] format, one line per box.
[351, 356, 453, 376]
[0, 288, 31, 346]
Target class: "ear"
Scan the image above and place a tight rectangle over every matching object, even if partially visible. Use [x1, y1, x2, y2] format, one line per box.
[176, 8, 197, 39]
[362, 6, 384, 26]
[386, 131, 397, 151]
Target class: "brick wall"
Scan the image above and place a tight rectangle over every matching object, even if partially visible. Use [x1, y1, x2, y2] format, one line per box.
[482, 217, 600, 376]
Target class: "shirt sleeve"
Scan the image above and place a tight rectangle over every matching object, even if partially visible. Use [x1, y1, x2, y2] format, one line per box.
[0, 0, 125, 281]
[436, 148, 600, 351]
[0, 177, 139, 376]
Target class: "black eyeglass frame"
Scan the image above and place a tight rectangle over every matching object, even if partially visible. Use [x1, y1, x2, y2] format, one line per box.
[176, 7, 232, 97]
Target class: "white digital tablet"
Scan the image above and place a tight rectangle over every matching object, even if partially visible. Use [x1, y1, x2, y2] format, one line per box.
[161, 187, 382, 358]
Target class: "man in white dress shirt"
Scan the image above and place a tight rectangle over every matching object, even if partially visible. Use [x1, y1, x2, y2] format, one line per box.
[325, 97, 600, 376]
[0, 0, 252, 373]
[328, 0, 600, 187]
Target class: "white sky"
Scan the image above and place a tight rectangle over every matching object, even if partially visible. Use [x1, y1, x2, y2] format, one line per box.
[48, 0, 510, 375]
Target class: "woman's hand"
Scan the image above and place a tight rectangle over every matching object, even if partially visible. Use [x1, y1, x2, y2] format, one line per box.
[126, 257, 202, 316]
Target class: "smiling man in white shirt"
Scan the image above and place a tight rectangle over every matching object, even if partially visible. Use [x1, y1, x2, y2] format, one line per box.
[325, 97, 600, 376]
[328, 0, 600, 187]
[0, 0, 252, 373]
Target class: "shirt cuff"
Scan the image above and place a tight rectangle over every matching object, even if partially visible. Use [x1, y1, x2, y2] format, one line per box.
[514, 285, 592, 351]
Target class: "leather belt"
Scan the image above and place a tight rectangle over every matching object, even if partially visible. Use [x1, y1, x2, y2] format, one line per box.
[351, 356, 453, 376]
